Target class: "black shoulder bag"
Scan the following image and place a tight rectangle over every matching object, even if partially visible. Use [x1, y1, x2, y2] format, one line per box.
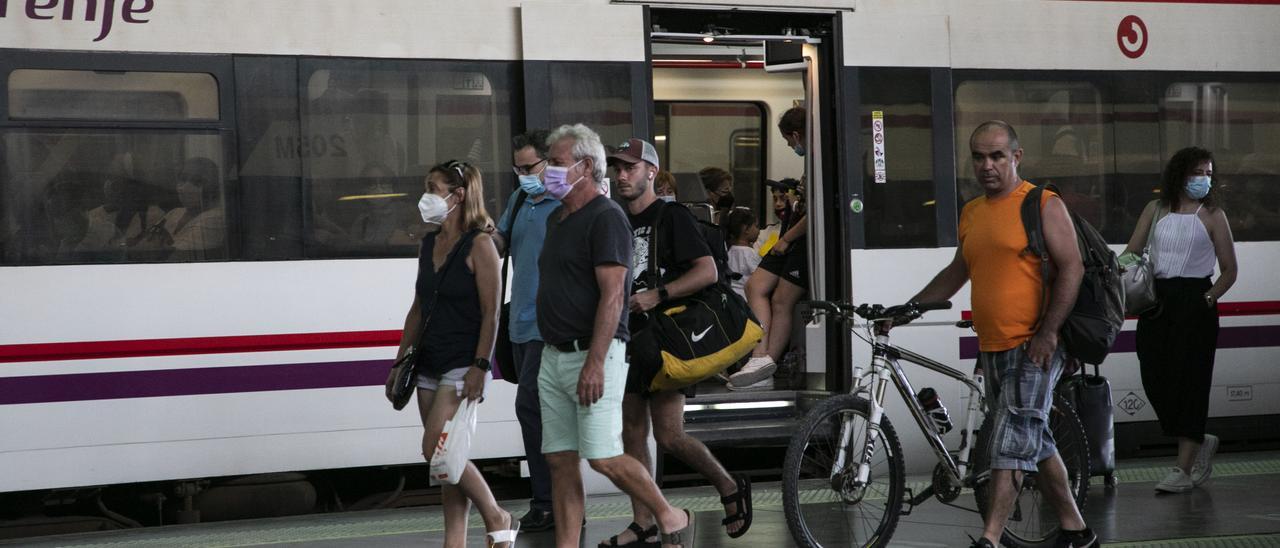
[629, 202, 762, 392]
[386, 229, 481, 410]
[493, 191, 530, 384]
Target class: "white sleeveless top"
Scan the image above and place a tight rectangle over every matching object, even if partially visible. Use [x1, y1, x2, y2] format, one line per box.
[1152, 204, 1216, 279]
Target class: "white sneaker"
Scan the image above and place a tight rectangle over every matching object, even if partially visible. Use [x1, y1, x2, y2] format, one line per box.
[1154, 467, 1193, 493]
[727, 377, 774, 391]
[729, 356, 776, 387]
[1190, 434, 1219, 486]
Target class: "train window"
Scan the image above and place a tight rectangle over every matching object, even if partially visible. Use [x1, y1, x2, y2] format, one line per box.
[653, 102, 765, 214]
[954, 80, 1113, 238]
[859, 68, 937, 248]
[233, 56, 304, 260]
[0, 131, 229, 264]
[8, 69, 218, 121]
[1162, 82, 1280, 241]
[548, 63, 634, 147]
[299, 61, 514, 258]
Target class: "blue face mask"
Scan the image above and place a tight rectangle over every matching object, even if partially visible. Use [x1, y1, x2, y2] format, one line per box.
[518, 173, 545, 195]
[1186, 175, 1212, 200]
[792, 144, 806, 157]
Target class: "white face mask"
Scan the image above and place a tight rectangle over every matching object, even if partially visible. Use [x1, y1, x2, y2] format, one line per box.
[418, 192, 457, 224]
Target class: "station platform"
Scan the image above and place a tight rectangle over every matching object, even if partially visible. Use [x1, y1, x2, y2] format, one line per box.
[6, 451, 1279, 547]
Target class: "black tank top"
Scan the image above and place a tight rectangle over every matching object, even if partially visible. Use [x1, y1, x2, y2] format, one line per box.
[415, 230, 480, 377]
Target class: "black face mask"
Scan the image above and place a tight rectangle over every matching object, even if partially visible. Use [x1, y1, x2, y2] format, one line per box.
[716, 193, 736, 209]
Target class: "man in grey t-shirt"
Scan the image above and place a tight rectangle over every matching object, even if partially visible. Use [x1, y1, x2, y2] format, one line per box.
[536, 124, 691, 547]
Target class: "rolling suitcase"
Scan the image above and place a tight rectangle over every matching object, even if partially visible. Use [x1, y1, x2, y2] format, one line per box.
[1058, 363, 1117, 487]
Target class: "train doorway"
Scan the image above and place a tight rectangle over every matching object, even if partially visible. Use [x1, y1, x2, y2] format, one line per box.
[643, 8, 849, 449]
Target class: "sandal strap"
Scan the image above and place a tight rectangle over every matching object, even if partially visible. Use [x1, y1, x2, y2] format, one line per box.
[487, 528, 518, 545]
[627, 522, 648, 537]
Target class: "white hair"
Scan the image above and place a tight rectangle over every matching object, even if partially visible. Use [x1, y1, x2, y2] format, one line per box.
[547, 123, 607, 182]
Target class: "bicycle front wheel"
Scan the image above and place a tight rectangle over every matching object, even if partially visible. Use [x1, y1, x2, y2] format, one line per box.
[782, 394, 905, 548]
[973, 392, 1091, 548]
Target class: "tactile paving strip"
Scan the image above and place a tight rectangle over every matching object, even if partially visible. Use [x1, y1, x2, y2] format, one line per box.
[39, 458, 1280, 547]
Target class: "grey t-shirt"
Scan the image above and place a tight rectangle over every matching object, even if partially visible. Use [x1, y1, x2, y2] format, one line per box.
[536, 194, 633, 345]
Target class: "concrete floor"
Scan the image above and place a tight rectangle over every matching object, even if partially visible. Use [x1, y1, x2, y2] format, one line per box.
[7, 450, 1280, 547]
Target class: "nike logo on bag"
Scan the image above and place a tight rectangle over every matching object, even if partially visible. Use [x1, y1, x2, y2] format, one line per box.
[691, 326, 713, 342]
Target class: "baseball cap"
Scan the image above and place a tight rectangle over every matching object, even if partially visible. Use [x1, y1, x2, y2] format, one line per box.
[607, 138, 660, 169]
[766, 178, 801, 192]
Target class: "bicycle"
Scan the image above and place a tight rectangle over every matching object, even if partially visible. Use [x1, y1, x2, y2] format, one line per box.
[781, 300, 1090, 548]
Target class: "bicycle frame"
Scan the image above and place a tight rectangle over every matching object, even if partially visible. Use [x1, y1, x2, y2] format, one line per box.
[837, 328, 987, 488]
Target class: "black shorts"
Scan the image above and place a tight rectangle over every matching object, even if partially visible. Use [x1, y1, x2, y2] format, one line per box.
[758, 244, 808, 289]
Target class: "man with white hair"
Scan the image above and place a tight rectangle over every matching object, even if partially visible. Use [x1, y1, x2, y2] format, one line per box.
[536, 124, 692, 548]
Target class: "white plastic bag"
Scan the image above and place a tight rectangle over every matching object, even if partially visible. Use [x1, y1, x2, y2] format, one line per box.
[429, 399, 478, 485]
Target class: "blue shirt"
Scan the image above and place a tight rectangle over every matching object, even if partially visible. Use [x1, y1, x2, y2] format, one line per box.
[497, 189, 560, 343]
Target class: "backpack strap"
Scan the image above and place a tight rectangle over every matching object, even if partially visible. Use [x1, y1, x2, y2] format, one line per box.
[649, 200, 670, 295]
[1020, 183, 1054, 332]
[498, 191, 529, 315]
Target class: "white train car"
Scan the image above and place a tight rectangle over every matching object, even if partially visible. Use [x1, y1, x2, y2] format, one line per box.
[1, 0, 1279, 527]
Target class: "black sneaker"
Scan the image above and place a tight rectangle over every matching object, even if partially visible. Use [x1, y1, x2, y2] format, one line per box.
[968, 535, 996, 548]
[1058, 527, 1100, 547]
[519, 508, 555, 533]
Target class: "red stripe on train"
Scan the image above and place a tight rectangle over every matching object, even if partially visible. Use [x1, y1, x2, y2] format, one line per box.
[959, 300, 1280, 321]
[0, 330, 403, 364]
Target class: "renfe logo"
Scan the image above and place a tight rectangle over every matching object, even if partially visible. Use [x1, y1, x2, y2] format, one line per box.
[0, 0, 154, 42]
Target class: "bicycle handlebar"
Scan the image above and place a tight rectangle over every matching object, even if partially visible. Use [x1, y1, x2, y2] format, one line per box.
[801, 300, 952, 325]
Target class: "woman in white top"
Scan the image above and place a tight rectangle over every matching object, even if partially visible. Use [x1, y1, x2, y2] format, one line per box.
[1122, 146, 1238, 494]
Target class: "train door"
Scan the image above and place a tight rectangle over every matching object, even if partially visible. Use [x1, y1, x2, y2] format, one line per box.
[645, 9, 851, 448]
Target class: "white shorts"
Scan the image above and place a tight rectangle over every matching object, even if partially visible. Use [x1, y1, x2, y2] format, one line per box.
[417, 366, 491, 397]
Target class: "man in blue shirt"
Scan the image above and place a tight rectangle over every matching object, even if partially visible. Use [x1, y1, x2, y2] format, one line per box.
[492, 129, 560, 532]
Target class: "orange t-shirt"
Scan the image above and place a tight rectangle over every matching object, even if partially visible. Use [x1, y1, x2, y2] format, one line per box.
[959, 181, 1055, 352]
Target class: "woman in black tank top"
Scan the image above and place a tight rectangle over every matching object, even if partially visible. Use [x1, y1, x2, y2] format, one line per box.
[394, 161, 517, 546]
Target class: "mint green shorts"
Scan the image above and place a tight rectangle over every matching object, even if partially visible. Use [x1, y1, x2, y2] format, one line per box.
[538, 338, 628, 460]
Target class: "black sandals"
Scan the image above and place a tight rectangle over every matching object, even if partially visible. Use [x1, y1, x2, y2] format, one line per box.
[660, 509, 695, 548]
[721, 472, 753, 538]
[599, 521, 659, 548]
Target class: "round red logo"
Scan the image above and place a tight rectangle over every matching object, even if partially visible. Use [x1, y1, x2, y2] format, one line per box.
[1117, 15, 1148, 59]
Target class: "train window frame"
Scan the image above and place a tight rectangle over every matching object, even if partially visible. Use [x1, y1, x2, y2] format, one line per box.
[8, 69, 220, 122]
[653, 100, 769, 218]
[951, 69, 1280, 244]
[0, 51, 238, 266]
[296, 57, 519, 260]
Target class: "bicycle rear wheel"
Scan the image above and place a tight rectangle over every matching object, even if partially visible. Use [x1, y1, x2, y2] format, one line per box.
[782, 394, 905, 548]
[973, 392, 1090, 548]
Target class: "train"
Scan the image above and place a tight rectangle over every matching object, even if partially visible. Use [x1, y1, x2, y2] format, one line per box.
[2, 0, 1278, 532]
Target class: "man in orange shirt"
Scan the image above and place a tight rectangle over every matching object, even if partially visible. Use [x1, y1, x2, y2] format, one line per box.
[904, 121, 1097, 548]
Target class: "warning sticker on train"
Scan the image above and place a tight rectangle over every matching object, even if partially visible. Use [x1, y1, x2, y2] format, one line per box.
[1117, 15, 1148, 59]
[872, 111, 887, 184]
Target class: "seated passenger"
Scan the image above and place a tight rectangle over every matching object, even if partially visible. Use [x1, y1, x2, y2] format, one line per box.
[731, 177, 807, 392]
[654, 170, 678, 202]
[152, 158, 226, 260]
[699, 166, 735, 224]
[77, 174, 165, 259]
[725, 209, 761, 300]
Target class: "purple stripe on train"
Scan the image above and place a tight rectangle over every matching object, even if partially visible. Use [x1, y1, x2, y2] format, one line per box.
[958, 325, 1280, 361]
[0, 360, 392, 405]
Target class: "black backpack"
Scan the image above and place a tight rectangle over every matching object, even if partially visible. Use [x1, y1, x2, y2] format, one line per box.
[1021, 184, 1124, 365]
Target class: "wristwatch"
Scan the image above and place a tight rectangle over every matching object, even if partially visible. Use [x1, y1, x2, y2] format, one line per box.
[1204, 294, 1217, 307]
[658, 286, 670, 302]
[472, 357, 492, 372]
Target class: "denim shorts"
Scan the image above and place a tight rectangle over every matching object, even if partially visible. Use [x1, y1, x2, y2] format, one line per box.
[417, 366, 491, 397]
[979, 343, 1065, 472]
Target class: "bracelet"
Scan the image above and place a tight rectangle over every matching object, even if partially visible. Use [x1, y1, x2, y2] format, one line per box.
[658, 287, 670, 301]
